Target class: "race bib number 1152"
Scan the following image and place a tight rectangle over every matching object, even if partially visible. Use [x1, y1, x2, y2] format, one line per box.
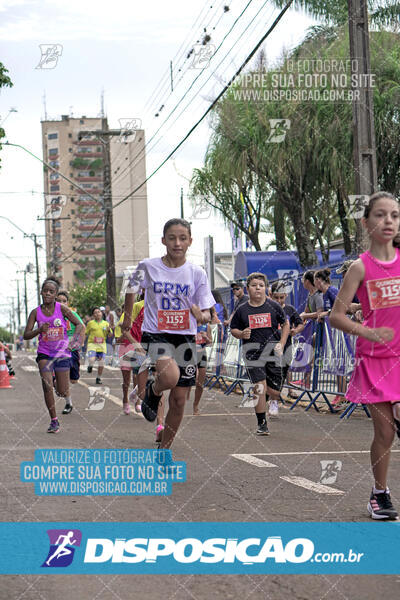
[158, 309, 190, 330]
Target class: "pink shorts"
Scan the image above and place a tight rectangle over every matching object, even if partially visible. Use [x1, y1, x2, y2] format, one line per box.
[346, 354, 400, 404]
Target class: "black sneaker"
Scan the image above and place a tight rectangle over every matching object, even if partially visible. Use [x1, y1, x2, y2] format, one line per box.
[96, 377, 102, 385]
[87, 365, 93, 374]
[142, 380, 162, 422]
[367, 490, 398, 520]
[394, 418, 400, 440]
[256, 421, 270, 436]
[62, 404, 73, 414]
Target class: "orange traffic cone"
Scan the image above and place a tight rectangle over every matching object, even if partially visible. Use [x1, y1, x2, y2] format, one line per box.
[0, 349, 12, 389]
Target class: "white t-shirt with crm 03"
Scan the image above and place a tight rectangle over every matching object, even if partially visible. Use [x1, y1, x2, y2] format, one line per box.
[127, 257, 215, 335]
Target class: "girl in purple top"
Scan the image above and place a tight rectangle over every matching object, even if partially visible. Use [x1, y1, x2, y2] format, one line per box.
[24, 277, 84, 433]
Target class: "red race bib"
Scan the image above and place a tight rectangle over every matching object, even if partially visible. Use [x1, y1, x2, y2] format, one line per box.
[158, 309, 190, 330]
[93, 336, 104, 344]
[43, 327, 64, 341]
[367, 277, 400, 309]
[248, 313, 272, 329]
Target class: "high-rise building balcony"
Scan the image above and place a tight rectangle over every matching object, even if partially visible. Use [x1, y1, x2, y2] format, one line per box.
[75, 176, 103, 182]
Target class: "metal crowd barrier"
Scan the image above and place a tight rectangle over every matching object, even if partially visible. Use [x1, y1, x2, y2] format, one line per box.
[204, 320, 370, 419]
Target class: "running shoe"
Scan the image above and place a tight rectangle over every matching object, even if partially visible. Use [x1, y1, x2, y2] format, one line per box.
[142, 380, 162, 422]
[47, 419, 60, 434]
[96, 377, 102, 385]
[155, 424, 164, 443]
[62, 404, 73, 414]
[367, 490, 398, 520]
[87, 365, 93, 374]
[123, 403, 130, 415]
[268, 400, 279, 417]
[256, 421, 270, 436]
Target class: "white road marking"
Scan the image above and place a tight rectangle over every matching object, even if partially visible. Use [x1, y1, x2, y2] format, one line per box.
[248, 450, 400, 456]
[231, 454, 277, 468]
[280, 475, 344, 495]
[22, 366, 37, 372]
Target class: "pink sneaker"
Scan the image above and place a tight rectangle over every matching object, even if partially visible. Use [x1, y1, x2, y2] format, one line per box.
[155, 424, 164, 443]
[123, 403, 130, 415]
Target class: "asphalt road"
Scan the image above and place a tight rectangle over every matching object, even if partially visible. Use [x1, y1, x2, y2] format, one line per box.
[1, 351, 399, 599]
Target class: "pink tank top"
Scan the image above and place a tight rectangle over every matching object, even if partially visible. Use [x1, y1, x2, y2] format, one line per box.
[356, 248, 400, 357]
[37, 301, 70, 358]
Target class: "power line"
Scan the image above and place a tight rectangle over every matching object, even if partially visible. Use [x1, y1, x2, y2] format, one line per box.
[111, 0, 256, 189]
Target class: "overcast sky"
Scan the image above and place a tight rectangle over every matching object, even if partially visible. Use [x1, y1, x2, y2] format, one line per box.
[0, 0, 316, 327]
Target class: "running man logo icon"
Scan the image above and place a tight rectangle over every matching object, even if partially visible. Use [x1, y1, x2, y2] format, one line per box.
[190, 44, 215, 69]
[41, 529, 82, 568]
[118, 118, 142, 143]
[267, 119, 291, 143]
[319, 460, 342, 485]
[86, 386, 110, 410]
[240, 383, 264, 408]
[347, 195, 369, 220]
[36, 44, 63, 69]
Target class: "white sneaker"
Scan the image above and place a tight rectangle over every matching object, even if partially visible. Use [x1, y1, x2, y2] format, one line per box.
[268, 399, 279, 417]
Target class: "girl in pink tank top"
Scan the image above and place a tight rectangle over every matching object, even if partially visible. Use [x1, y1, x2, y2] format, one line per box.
[330, 192, 400, 521]
[23, 277, 84, 434]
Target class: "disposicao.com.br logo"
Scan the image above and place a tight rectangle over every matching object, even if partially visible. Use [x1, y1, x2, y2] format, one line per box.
[83, 536, 363, 566]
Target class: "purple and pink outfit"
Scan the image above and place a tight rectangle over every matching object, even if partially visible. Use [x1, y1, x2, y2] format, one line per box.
[36, 302, 71, 371]
[346, 248, 400, 404]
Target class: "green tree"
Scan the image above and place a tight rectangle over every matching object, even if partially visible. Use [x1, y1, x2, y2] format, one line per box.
[0, 327, 12, 343]
[271, 1, 400, 27]
[0, 62, 13, 168]
[69, 279, 106, 317]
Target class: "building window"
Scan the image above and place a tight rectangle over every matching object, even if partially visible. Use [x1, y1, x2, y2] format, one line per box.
[49, 161, 59, 168]
[49, 148, 58, 156]
[80, 119, 84, 124]
[49, 173, 59, 181]
[68, 133, 72, 138]
[50, 185, 60, 192]
[48, 133, 58, 140]
[77, 171, 91, 177]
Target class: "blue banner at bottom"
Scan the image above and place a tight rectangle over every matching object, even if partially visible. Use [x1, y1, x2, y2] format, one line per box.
[0, 522, 399, 574]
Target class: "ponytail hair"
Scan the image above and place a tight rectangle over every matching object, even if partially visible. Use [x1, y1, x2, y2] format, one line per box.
[314, 268, 331, 284]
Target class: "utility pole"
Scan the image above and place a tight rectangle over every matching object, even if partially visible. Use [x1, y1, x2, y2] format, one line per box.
[32, 233, 41, 304]
[180, 187, 184, 219]
[78, 123, 134, 309]
[16, 280, 21, 330]
[348, 0, 378, 252]
[24, 270, 28, 322]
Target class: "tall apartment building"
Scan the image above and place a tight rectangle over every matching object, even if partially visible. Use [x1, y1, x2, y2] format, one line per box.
[41, 115, 149, 288]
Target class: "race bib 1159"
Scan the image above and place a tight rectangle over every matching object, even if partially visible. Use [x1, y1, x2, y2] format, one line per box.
[366, 277, 400, 309]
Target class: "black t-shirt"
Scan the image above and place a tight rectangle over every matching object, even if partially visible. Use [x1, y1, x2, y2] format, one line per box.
[230, 298, 286, 359]
[233, 294, 249, 312]
[283, 304, 303, 349]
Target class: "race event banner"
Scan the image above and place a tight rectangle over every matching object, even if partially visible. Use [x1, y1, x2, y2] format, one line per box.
[0, 522, 399, 574]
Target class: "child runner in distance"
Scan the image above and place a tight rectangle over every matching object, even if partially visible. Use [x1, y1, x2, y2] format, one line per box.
[122, 218, 214, 450]
[23, 277, 83, 433]
[330, 191, 400, 520]
[85, 307, 110, 384]
[231, 273, 290, 435]
[193, 313, 213, 415]
[56, 290, 84, 413]
[270, 281, 304, 415]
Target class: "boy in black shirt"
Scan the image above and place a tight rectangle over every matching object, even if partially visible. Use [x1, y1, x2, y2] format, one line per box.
[270, 281, 305, 415]
[231, 272, 290, 435]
